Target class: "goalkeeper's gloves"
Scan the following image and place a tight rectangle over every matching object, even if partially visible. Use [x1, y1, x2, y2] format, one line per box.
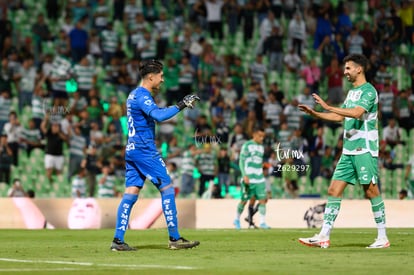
[176, 94, 200, 110]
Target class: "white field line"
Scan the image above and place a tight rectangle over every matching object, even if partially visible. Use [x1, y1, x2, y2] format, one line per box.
[0, 258, 197, 270]
[0, 268, 81, 272]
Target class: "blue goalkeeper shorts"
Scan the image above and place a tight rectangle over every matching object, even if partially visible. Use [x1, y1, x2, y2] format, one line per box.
[125, 150, 171, 189]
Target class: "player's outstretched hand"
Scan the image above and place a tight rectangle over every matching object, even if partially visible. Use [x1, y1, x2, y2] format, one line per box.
[298, 104, 314, 116]
[177, 94, 200, 110]
[312, 93, 329, 110]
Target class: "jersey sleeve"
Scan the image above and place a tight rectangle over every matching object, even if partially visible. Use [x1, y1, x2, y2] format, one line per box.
[136, 94, 180, 122]
[136, 94, 158, 116]
[149, 107, 180, 122]
[238, 143, 248, 177]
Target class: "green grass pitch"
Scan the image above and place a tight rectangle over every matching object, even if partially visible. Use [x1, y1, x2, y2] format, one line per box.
[0, 228, 413, 274]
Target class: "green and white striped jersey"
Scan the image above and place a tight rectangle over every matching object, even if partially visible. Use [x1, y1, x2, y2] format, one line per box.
[69, 134, 86, 157]
[0, 96, 11, 121]
[181, 150, 195, 175]
[31, 95, 45, 119]
[71, 176, 87, 198]
[196, 152, 217, 176]
[341, 82, 379, 157]
[50, 55, 72, 92]
[178, 64, 195, 85]
[239, 140, 265, 184]
[137, 38, 157, 60]
[21, 127, 41, 143]
[73, 64, 96, 91]
[97, 174, 116, 198]
[378, 91, 394, 114]
[278, 129, 292, 149]
[101, 30, 118, 54]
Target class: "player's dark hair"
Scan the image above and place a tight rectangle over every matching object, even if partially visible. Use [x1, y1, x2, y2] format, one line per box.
[139, 59, 163, 78]
[252, 126, 265, 134]
[343, 54, 368, 72]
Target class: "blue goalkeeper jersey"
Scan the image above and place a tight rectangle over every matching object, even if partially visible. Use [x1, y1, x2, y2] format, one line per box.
[126, 86, 180, 158]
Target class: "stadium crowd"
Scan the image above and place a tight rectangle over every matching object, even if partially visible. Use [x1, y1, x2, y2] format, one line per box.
[0, 0, 414, 199]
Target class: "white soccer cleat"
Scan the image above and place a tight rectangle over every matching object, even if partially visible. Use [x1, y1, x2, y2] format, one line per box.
[366, 237, 390, 249]
[298, 234, 330, 248]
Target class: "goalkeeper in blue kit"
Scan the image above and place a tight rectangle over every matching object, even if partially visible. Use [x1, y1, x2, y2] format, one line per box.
[111, 59, 200, 251]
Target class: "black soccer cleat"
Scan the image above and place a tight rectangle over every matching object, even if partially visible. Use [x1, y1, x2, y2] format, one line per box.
[244, 217, 258, 229]
[110, 238, 137, 251]
[168, 237, 200, 250]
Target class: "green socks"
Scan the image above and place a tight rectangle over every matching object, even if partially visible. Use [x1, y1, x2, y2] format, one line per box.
[320, 196, 342, 237]
[258, 204, 266, 224]
[370, 195, 387, 239]
[236, 202, 245, 219]
[319, 195, 387, 239]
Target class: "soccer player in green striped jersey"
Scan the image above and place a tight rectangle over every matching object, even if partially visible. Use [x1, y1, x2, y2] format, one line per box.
[233, 127, 270, 229]
[298, 54, 390, 249]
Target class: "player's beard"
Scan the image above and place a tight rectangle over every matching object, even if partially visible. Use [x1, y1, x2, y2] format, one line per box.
[345, 73, 356, 83]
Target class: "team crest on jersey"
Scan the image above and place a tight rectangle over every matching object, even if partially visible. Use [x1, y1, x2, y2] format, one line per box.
[127, 94, 135, 100]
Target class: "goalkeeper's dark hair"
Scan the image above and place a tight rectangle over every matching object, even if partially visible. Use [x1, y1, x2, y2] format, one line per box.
[139, 59, 163, 78]
[343, 54, 368, 72]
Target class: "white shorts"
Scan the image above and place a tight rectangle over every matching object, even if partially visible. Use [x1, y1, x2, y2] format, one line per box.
[45, 154, 65, 171]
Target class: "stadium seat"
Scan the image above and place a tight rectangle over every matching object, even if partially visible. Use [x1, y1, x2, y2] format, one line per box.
[332, 127, 343, 142]
[393, 144, 407, 164]
[10, 165, 20, 182]
[407, 131, 414, 155]
[268, 71, 280, 84]
[295, 79, 306, 97]
[32, 174, 49, 195]
[313, 176, 328, 196]
[268, 176, 282, 198]
[29, 148, 45, 169]
[392, 168, 404, 198]
[0, 182, 8, 197]
[281, 73, 293, 99]
[54, 174, 70, 197]
[353, 185, 364, 199]
[400, 128, 409, 145]
[343, 184, 363, 199]
[323, 126, 334, 147]
[11, 97, 18, 113]
[20, 106, 32, 127]
[410, 129, 414, 140]
[380, 169, 393, 198]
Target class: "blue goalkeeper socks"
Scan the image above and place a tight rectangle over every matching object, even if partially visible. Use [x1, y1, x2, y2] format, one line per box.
[114, 193, 138, 242]
[161, 187, 180, 240]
